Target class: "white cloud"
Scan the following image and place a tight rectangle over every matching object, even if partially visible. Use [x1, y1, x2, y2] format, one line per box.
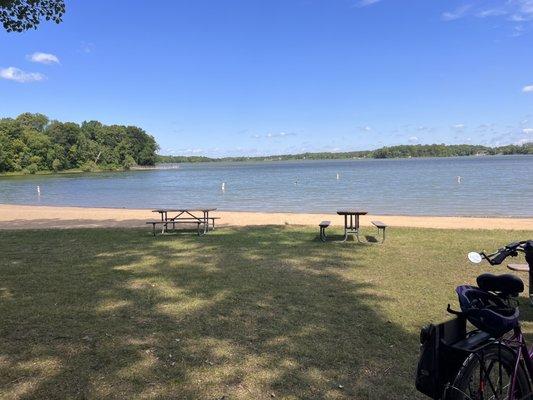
[356, 0, 381, 7]
[79, 42, 95, 54]
[522, 85, 533, 92]
[477, 9, 507, 18]
[408, 136, 419, 143]
[255, 132, 297, 139]
[442, 5, 472, 21]
[0, 67, 45, 83]
[417, 125, 435, 132]
[523, 128, 533, 134]
[27, 52, 60, 65]
[516, 138, 532, 145]
[443, 1, 533, 25]
[511, 24, 526, 36]
[452, 124, 466, 130]
[358, 126, 372, 132]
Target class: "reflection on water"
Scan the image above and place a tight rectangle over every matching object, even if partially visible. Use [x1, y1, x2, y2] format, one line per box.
[0, 156, 532, 217]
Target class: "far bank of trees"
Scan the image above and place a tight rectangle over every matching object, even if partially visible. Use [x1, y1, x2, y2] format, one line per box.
[0, 113, 158, 174]
[158, 143, 533, 164]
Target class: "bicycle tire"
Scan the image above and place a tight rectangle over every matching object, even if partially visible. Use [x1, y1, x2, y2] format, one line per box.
[444, 344, 532, 400]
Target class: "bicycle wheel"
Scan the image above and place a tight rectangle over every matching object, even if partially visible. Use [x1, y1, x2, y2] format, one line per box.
[444, 344, 532, 400]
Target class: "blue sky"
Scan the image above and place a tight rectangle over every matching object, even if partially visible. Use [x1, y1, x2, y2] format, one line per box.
[1, 0, 533, 157]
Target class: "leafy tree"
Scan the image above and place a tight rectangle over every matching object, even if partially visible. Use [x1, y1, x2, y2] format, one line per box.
[0, 0, 65, 32]
[16, 112, 48, 132]
[0, 113, 159, 174]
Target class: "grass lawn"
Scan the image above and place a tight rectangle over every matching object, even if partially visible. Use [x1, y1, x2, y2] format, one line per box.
[0, 226, 532, 399]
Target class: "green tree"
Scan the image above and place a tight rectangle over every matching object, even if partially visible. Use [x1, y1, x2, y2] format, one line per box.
[16, 112, 48, 132]
[0, 0, 65, 32]
[0, 113, 159, 173]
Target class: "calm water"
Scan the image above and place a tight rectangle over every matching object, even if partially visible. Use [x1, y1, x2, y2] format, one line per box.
[0, 156, 532, 217]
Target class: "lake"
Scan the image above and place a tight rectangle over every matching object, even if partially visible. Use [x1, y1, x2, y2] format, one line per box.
[0, 156, 532, 217]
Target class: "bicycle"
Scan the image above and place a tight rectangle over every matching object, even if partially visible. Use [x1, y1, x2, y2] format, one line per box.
[415, 240, 533, 400]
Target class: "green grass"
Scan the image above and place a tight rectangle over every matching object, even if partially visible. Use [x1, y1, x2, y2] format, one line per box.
[0, 226, 532, 399]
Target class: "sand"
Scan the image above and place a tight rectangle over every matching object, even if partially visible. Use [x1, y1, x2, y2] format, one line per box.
[0, 204, 531, 231]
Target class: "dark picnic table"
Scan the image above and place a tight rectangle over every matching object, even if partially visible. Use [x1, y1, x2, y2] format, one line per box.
[336, 210, 367, 242]
[151, 208, 218, 235]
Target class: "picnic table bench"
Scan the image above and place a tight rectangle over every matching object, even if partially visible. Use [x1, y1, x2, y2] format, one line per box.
[149, 208, 218, 236]
[371, 220, 388, 243]
[318, 220, 331, 242]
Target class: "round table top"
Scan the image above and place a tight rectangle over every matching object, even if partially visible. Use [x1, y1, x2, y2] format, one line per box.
[336, 210, 368, 216]
[508, 264, 530, 272]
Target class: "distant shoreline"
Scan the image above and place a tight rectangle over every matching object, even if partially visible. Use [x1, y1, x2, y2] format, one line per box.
[2, 153, 530, 177]
[0, 204, 531, 231]
[157, 143, 532, 164]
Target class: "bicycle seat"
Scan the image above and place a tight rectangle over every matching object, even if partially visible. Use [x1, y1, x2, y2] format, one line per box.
[476, 273, 524, 296]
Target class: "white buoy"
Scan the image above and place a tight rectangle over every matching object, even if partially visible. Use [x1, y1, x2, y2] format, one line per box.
[221, 182, 226, 191]
[336, 173, 340, 180]
[37, 185, 41, 196]
[457, 176, 462, 184]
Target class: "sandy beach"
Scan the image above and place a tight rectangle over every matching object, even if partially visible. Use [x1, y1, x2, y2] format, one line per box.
[0, 204, 531, 230]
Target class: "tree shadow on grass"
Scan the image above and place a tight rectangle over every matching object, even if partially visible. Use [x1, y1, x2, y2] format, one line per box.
[0, 226, 423, 399]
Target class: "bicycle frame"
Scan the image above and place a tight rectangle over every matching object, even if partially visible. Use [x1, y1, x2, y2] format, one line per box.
[503, 326, 533, 399]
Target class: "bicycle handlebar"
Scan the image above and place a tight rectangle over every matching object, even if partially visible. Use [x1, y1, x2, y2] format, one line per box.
[479, 240, 532, 266]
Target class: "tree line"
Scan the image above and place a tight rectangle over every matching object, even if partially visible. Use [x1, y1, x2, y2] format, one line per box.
[0, 113, 158, 174]
[158, 143, 532, 164]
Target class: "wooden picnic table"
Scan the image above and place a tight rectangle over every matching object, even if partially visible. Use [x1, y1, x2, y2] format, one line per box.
[336, 210, 367, 242]
[151, 208, 218, 235]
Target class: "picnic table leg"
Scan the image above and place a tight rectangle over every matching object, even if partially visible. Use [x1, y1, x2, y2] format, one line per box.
[342, 215, 348, 242]
[355, 215, 362, 243]
[152, 223, 156, 237]
[197, 222, 203, 236]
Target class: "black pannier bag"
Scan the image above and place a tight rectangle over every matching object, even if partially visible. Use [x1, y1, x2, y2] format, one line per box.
[415, 317, 467, 399]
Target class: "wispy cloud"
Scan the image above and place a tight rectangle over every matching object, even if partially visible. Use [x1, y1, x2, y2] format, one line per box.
[476, 8, 507, 18]
[357, 125, 372, 132]
[416, 125, 435, 133]
[522, 85, 533, 92]
[408, 136, 419, 143]
[79, 42, 95, 54]
[27, 52, 60, 65]
[442, 5, 472, 21]
[523, 128, 533, 134]
[356, 0, 381, 7]
[516, 138, 532, 145]
[0, 67, 45, 83]
[252, 132, 297, 139]
[443, 1, 533, 26]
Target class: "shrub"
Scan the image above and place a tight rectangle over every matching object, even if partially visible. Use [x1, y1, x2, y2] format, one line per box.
[122, 155, 136, 170]
[52, 158, 62, 172]
[26, 163, 39, 174]
[81, 161, 98, 172]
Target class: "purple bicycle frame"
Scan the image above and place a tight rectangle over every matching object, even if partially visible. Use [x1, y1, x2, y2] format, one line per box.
[503, 326, 533, 399]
